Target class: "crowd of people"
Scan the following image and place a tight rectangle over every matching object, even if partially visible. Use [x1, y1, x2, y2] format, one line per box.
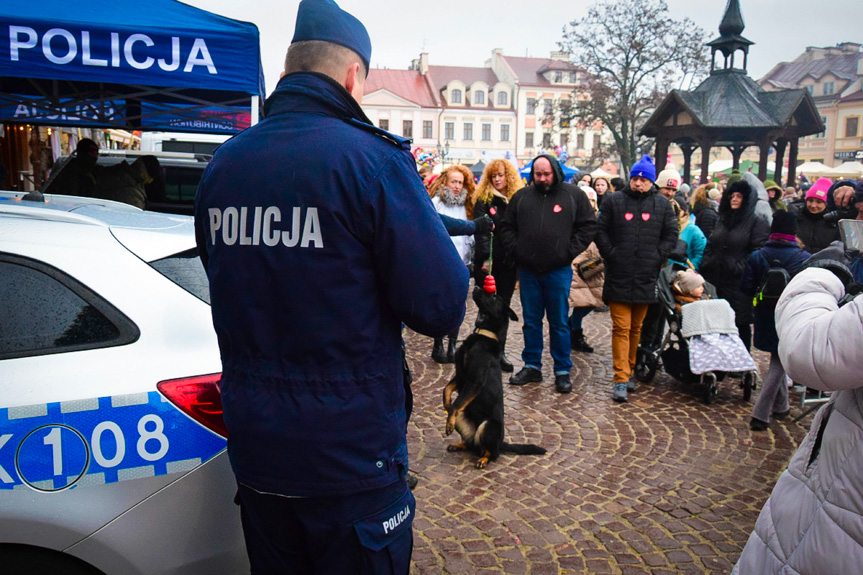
[425, 153, 863, 408]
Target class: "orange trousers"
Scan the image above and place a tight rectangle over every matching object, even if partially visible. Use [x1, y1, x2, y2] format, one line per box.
[609, 302, 650, 383]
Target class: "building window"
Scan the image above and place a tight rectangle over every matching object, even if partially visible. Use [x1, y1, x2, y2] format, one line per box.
[554, 72, 562, 83]
[593, 134, 601, 150]
[846, 117, 859, 138]
[560, 134, 568, 147]
[544, 99, 553, 115]
[403, 120, 413, 139]
[497, 91, 508, 106]
[500, 124, 510, 142]
[542, 133, 552, 148]
[526, 98, 536, 115]
[525, 132, 534, 149]
[450, 89, 462, 104]
[474, 91, 485, 105]
[818, 116, 827, 138]
[823, 82, 835, 95]
[569, 71, 577, 83]
[481, 123, 492, 141]
[576, 134, 585, 150]
[444, 122, 454, 140]
[379, 119, 389, 131]
[422, 121, 433, 139]
[463, 122, 473, 140]
[806, 85, 814, 96]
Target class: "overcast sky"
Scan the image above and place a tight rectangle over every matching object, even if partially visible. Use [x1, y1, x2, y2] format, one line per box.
[186, 0, 862, 97]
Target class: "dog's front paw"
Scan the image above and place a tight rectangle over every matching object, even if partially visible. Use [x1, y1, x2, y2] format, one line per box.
[475, 457, 489, 469]
[445, 416, 455, 436]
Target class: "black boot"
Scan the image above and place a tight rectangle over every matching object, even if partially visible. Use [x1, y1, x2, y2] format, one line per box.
[570, 329, 594, 353]
[446, 337, 457, 363]
[431, 338, 448, 363]
[500, 353, 514, 372]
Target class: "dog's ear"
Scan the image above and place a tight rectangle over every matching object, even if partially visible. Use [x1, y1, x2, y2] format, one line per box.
[507, 306, 518, 321]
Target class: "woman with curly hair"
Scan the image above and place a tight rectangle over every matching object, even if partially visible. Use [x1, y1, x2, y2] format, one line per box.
[471, 159, 523, 371]
[428, 164, 476, 363]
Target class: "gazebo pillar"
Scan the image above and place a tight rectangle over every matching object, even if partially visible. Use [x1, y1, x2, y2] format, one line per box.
[758, 141, 771, 181]
[774, 139, 787, 186]
[699, 140, 712, 184]
[654, 138, 670, 172]
[681, 145, 695, 185]
[787, 138, 799, 188]
[729, 145, 746, 170]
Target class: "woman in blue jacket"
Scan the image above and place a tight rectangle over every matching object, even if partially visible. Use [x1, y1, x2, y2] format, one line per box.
[741, 211, 810, 431]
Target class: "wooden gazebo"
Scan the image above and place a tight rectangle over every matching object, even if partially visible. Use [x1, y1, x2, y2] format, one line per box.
[640, 0, 823, 185]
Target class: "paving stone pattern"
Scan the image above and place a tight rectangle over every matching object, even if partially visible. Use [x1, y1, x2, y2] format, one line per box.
[404, 293, 812, 575]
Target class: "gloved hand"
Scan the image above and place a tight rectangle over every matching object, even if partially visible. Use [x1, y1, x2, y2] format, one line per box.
[473, 215, 494, 236]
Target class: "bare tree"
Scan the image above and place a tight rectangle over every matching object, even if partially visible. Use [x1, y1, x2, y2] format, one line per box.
[558, 0, 708, 174]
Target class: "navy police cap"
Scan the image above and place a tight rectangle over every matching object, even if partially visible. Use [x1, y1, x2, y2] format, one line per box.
[291, 0, 372, 71]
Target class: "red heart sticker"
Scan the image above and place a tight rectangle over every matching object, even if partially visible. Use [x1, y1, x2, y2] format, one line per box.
[624, 213, 634, 221]
[642, 213, 651, 221]
[489, 207, 497, 215]
[553, 204, 562, 213]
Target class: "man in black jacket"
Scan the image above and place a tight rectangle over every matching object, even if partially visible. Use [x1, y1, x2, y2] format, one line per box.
[499, 154, 597, 393]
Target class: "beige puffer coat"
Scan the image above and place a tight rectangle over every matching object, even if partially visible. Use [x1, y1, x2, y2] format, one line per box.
[734, 267, 863, 574]
[569, 242, 604, 308]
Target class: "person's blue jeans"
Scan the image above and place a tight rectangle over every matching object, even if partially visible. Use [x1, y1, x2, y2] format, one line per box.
[518, 266, 573, 374]
[569, 307, 593, 332]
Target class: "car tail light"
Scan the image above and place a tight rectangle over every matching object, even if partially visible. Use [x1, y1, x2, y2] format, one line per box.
[157, 374, 228, 438]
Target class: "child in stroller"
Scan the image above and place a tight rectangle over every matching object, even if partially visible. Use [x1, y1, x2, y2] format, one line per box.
[634, 262, 757, 404]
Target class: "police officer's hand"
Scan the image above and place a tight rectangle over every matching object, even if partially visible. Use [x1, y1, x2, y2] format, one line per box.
[474, 215, 494, 236]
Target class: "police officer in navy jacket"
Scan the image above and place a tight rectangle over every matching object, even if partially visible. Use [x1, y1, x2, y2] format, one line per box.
[194, 1, 468, 572]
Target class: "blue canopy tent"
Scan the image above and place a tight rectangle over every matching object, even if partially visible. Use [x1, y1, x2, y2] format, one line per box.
[519, 159, 578, 182]
[0, 0, 264, 134]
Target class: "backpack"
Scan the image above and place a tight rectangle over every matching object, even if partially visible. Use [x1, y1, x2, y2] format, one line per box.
[754, 254, 791, 306]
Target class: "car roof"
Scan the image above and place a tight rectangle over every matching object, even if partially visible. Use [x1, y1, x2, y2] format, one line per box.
[0, 191, 197, 262]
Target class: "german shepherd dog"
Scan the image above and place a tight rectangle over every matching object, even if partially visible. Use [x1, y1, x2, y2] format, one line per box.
[443, 286, 547, 468]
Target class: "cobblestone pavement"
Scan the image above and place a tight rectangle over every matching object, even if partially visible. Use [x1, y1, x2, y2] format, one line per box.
[404, 292, 813, 575]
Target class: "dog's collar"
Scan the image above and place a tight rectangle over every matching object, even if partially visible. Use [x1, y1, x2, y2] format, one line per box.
[474, 328, 499, 340]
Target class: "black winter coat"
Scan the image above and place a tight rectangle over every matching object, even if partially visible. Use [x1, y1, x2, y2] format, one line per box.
[595, 186, 679, 303]
[700, 183, 770, 325]
[788, 201, 839, 254]
[499, 155, 597, 275]
[740, 240, 810, 353]
[692, 201, 719, 240]
[473, 193, 517, 283]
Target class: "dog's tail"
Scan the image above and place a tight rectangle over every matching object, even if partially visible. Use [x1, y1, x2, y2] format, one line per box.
[500, 442, 547, 455]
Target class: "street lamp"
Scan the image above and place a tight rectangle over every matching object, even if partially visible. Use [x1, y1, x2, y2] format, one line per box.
[436, 141, 450, 166]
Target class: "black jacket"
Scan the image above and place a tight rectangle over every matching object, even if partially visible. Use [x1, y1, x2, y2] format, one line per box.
[499, 154, 597, 274]
[595, 185, 679, 303]
[692, 201, 719, 239]
[473, 193, 515, 282]
[788, 200, 840, 254]
[700, 179, 770, 320]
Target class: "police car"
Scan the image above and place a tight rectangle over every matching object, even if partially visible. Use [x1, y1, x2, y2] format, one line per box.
[0, 191, 248, 574]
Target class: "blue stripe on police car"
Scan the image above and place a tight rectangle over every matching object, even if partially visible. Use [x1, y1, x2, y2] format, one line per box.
[0, 391, 226, 492]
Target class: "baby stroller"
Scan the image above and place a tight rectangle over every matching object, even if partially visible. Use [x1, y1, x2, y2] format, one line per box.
[634, 263, 757, 404]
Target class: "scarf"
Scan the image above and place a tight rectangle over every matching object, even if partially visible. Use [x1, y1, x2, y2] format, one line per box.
[769, 233, 797, 243]
[439, 186, 467, 207]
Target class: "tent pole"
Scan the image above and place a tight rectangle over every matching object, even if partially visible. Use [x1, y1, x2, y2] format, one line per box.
[251, 96, 260, 126]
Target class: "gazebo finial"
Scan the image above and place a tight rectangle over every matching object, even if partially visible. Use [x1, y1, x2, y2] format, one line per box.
[718, 0, 745, 38]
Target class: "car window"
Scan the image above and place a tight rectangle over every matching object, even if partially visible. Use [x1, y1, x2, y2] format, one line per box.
[163, 167, 204, 203]
[149, 249, 210, 304]
[0, 256, 139, 359]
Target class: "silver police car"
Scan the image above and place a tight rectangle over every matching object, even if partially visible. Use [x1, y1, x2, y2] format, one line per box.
[0, 191, 247, 574]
